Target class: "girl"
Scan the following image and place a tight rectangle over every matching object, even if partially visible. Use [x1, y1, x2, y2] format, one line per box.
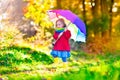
[51, 18, 71, 66]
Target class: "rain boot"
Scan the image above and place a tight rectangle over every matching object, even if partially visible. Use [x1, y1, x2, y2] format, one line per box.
[51, 57, 59, 72]
[54, 57, 59, 64]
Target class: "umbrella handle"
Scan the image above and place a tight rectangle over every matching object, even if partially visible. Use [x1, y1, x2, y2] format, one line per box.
[65, 22, 71, 31]
[67, 22, 71, 27]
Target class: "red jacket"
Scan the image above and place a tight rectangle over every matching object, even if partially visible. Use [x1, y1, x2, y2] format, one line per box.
[53, 30, 71, 51]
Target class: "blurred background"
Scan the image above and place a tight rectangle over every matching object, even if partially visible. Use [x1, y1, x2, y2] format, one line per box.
[0, 0, 120, 53]
[0, 0, 120, 80]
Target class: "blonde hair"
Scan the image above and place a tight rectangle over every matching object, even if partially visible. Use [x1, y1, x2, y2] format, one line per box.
[56, 18, 66, 27]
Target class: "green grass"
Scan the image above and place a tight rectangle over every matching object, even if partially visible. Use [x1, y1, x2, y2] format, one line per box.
[0, 46, 53, 65]
[0, 46, 53, 74]
[0, 46, 120, 80]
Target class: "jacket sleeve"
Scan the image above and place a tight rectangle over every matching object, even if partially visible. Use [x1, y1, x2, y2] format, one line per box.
[53, 32, 58, 40]
[64, 30, 71, 39]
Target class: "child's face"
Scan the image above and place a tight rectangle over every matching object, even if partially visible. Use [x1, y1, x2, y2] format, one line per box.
[56, 21, 64, 28]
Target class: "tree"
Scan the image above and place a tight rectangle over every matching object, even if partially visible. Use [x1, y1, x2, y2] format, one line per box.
[0, 0, 26, 24]
[82, 0, 86, 24]
[23, 0, 52, 39]
[101, 0, 110, 42]
[109, 0, 114, 37]
[56, 0, 62, 9]
[89, 0, 101, 40]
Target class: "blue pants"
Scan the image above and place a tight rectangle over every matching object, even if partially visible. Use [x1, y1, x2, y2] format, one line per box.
[51, 50, 70, 62]
[62, 57, 67, 62]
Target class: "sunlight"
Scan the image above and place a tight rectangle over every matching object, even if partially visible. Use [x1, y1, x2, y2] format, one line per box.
[92, 3, 95, 7]
[0, 16, 2, 21]
[112, 7, 118, 12]
[91, 33, 95, 38]
[84, 2, 87, 5]
[2, 13, 7, 19]
[30, 21, 36, 26]
[112, 28, 115, 32]
[0, 0, 120, 80]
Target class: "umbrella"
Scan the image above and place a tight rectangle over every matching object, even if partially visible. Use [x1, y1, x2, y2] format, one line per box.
[47, 10, 86, 42]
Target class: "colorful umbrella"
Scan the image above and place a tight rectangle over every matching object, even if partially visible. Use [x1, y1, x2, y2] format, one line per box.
[47, 10, 86, 42]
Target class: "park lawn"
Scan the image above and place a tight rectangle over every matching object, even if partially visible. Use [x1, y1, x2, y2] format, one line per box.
[0, 46, 120, 80]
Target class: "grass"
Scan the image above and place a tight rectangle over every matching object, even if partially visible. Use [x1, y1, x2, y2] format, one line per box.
[0, 46, 53, 75]
[0, 46, 120, 80]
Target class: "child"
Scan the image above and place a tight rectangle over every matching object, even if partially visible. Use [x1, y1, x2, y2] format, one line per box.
[51, 18, 71, 67]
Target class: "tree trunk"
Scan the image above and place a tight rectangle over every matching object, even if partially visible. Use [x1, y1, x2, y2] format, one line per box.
[92, 0, 100, 17]
[82, 0, 86, 24]
[87, 0, 102, 53]
[109, 0, 114, 37]
[91, 0, 101, 37]
[101, 0, 109, 42]
[56, 0, 62, 9]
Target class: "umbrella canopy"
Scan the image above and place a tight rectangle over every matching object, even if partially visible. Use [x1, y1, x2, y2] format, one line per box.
[48, 10, 86, 42]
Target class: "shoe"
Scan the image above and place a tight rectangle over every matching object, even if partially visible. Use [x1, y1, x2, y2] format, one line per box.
[54, 58, 59, 64]
[61, 62, 69, 68]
